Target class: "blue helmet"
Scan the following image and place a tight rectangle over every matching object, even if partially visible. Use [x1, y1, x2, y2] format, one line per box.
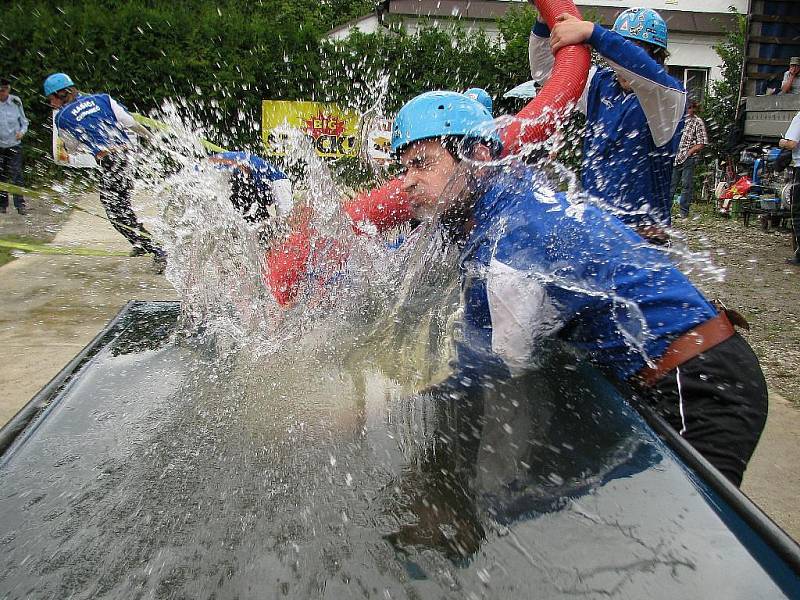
[464, 87, 493, 115]
[391, 91, 495, 155]
[43, 73, 75, 96]
[613, 8, 668, 50]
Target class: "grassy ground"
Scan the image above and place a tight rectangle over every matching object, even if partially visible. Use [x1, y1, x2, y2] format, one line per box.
[673, 200, 799, 405]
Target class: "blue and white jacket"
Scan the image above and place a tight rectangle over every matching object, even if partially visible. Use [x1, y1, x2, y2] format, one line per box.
[54, 93, 137, 157]
[211, 151, 293, 215]
[454, 165, 716, 383]
[529, 22, 686, 227]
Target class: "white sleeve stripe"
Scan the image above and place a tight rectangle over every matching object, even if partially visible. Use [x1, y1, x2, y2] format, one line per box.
[577, 66, 597, 116]
[529, 32, 555, 85]
[271, 178, 294, 216]
[606, 59, 686, 147]
[486, 259, 560, 377]
[109, 97, 137, 129]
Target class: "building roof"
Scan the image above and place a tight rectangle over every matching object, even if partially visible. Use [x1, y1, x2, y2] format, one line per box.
[384, 0, 741, 35]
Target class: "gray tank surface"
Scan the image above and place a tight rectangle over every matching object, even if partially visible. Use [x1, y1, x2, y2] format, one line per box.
[1, 302, 798, 599]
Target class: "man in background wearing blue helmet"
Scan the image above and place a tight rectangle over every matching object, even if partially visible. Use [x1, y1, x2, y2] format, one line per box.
[392, 90, 767, 487]
[463, 88, 493, 115]
[208, 151, 293, 224]
[528, 6, 685, 239]
[44, 73, 167, 272]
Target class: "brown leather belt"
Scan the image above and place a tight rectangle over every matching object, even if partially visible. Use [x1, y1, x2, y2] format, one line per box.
[636, 312, 736, 387]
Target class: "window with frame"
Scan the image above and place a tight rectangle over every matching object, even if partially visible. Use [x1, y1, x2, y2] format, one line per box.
[667, 66, 710, 103]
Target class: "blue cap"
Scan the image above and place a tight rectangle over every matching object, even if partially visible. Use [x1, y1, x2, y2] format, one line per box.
[464, 88, 493, 115]
[43, 73, 75, 96]
[613, 8, 668, 50]
[391, 91, 495, 155]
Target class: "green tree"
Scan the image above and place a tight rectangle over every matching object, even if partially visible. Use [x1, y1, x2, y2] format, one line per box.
[0, 0, 541, 179]
[703, 8, 747, 159]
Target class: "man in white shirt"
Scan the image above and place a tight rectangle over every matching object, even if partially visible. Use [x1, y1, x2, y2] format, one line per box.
[0, 78, 29, 214]
[779, 111, 800, 264]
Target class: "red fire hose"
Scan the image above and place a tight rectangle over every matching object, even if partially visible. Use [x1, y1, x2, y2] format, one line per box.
[501, 0, 591, 154]
[344, 0, 591, 228]
[342, 178, 412, 234]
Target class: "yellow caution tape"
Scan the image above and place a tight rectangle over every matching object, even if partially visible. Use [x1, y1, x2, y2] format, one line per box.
[0, 182, 49, 198]
[0, 238, 130, 257]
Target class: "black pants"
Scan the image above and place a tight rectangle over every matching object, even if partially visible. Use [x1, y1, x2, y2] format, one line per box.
[99, 154, 162, 255]
[0, 145, 24, 210]
[791, 167, 800, 259]
[230, 170, 274, 223]
[639, 333, 768, 487]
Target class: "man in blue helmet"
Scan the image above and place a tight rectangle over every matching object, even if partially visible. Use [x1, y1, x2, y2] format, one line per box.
[392, 90, 767, 487]
[44, 73, 167, 272]
[528, 6, 685, 237]
[463, 88, 493, 115]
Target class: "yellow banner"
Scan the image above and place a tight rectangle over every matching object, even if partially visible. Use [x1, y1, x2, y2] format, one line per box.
[262, 101, 360, 158]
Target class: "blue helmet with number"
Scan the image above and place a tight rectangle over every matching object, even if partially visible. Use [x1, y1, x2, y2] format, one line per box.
[613, 8, 668, 50]
[464, 88, 493, 115]
[43, 73, 75, 96]
[391, 91, 495, 155]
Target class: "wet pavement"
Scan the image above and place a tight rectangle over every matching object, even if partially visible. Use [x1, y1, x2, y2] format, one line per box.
[0, 192, 176, 425]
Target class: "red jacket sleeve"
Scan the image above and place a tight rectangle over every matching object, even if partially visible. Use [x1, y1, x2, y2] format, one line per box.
[342, 178, 413, 234]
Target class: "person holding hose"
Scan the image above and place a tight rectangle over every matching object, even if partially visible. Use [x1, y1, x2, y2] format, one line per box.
[390, 89, 767, 488]
[44, 73, 167, 272]
[266, 0, 766, 485]
[528, 4, 686, 239]
[264, 86, 493, 306]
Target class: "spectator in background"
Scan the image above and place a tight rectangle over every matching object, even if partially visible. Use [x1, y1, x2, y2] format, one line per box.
[670, 100, 708, 218]
[780, 57, 800, 95]
[779, 110, 800, 265]
[0, 78, 29, 215]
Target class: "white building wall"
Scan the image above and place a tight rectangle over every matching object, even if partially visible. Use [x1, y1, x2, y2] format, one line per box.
[398, 16, 501, 40]
[668, 32, 726, 83]
[397, 16, 728, 83]
[328, 15, 381, 41]
[327, 3, 739, 86]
